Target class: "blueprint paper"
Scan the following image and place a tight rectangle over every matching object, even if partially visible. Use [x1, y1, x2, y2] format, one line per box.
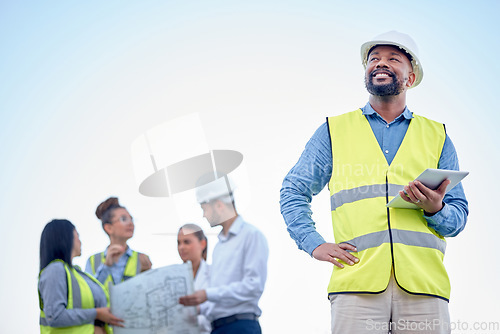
[110, 262, 200, 334]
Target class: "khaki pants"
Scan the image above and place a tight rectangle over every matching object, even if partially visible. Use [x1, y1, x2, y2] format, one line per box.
[329, 272, 450, 334]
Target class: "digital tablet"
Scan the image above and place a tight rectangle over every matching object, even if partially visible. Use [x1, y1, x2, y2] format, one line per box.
[386, 168, 469, 209]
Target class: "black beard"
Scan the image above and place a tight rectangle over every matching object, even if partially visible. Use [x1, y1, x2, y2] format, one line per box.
[365, 71, 405, 96]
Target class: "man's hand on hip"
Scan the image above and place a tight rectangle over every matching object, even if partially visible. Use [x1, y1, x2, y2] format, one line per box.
[312, 243, 359, 268]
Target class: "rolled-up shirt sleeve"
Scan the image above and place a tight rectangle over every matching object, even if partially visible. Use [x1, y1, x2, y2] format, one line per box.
[39, 262, 96, 327]
[280, 122, 332, 256]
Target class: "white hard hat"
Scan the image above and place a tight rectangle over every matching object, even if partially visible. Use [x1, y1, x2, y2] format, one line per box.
[195, 174, 236, 204]
[360, 30, 423, 88]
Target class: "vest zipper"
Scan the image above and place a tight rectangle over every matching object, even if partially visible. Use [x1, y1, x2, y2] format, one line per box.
[385, 174, 396, 273]
[386, 174, 449, 301]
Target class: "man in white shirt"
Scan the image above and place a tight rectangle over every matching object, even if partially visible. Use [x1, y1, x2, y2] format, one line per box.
[179, 175, 269, 334]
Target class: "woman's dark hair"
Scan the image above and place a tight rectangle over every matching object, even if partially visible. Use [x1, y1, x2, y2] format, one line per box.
[40, 219, 75, 271]
[95, 197, 126, 229]
[179, 223, 208, 261]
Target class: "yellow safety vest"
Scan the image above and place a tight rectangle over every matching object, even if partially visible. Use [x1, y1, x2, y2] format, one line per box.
[327, 109, 450, 300]
[89, 250, 140, 291]
[39, 260, 111, 334]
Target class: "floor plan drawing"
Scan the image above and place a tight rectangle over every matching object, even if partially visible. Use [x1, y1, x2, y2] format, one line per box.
[110, 262, 200, 334]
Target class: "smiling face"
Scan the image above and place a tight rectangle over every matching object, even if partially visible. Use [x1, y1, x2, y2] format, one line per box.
[104, 207, 135, 241]
[364, 45, 415, 96]
[177, 228, 206, 263]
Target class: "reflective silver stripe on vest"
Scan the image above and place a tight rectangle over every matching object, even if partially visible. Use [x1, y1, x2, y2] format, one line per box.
[93, 253, 104, 273]
[40, 267, 82, 326]
[330, 183, 402, 211]
[135, 254, 141, 275]
[392, 229, 446, 254]
[71, 269, 82, 308]
[342, 229, 446, 254]
[343, 230, 389, 251]
[138, 254, 141, 273]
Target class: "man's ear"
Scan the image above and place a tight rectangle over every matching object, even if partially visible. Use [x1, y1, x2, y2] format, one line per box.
[406, 71, 416, 88]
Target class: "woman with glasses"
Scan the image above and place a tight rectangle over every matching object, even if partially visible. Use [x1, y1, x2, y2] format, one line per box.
[39, 219, 124, 334]
[85, 197, 152, 288]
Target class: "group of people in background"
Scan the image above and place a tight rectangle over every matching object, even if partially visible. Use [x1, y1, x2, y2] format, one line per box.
[38, 30, 470, 334]
[38, 174, 269, 334]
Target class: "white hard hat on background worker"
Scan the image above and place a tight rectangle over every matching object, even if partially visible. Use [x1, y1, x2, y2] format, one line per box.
[195, 174, 236, 204]
[360, 30, 423, 88]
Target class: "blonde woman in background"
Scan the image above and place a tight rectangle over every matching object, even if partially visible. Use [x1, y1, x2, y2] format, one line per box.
[178, 223, 211, 334]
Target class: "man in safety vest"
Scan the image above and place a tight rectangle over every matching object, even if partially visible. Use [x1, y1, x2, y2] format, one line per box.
[280, 31, 468, 334]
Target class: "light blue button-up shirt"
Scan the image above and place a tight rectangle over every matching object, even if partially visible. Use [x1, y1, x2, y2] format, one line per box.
[201, 216, 269, 322]
[280, 103, 469, 256]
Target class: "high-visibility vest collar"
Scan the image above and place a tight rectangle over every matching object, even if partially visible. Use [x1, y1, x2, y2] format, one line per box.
[89, 249, 140, 289]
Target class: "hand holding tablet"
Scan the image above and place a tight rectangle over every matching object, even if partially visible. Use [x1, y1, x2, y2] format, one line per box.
[386, 169, 469, 210]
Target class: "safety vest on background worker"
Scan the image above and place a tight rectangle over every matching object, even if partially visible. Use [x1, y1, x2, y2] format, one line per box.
[88, 251, 140, 290]
[39, 260, 111, 334]
[327, 109, 450, 300]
